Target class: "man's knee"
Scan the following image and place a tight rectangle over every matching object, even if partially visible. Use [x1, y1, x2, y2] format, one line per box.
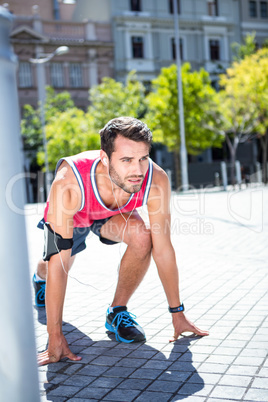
[127, 220, 152, 255]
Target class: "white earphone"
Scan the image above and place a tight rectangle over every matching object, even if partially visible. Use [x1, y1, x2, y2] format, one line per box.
[103, 157, 108, 166]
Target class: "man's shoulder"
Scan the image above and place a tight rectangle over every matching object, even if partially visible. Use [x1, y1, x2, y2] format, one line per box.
[151, 161, 169, 185]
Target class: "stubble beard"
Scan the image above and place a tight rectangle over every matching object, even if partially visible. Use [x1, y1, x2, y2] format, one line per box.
[108, 164, 144, 194]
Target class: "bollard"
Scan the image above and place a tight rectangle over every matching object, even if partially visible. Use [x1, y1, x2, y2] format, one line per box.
[0, 7, 40, 402]
[255, 162, 262, 184]
[220, 161, 228, 191]
[235, 160, 242, 188]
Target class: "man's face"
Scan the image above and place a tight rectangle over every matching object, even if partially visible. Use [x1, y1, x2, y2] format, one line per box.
[108, 135, 150, 194]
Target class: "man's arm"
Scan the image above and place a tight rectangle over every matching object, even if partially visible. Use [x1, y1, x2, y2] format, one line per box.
[38, 163, 83, 365]
[147, 166, 209, 341]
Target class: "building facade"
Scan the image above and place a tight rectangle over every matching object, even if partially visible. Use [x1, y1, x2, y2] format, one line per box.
[4, 0, 113, 112]
[111, 0, 241, 87]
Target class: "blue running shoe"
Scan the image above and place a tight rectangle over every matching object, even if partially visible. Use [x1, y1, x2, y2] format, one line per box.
[32, 273, 46, 307]
[105, 306, 146, 343]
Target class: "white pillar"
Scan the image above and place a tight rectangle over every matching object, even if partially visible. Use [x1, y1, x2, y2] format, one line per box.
[0, 7, 40, 402]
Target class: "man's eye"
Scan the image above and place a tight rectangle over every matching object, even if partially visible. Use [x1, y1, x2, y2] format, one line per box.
[123, 159, 131, 162]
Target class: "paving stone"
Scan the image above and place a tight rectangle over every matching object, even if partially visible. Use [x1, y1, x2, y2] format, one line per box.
[209, 385, 247, 399]
[47, 385, 81, 397]
[218, 374, 252, 387]
[75, 386, 110, 399]
[103, 388, 140, 401]
[90, 376, 123, 388]
[134, 390, 173, 401]
[129, 368, 163, 380]
[251, 377, 268, 389]
[147, 379, 182, 393]
[117, 378, 152, 390]
[104, 366, 136, 378]
[244, 388, 268, 401]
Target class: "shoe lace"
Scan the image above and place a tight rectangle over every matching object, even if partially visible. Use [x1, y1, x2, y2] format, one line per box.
[112, 311, 138, 341]
[37, 283, 46, 301]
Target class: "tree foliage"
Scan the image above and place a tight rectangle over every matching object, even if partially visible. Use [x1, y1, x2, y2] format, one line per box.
[209, 48, 268, 183]
[21, 87, 75, 167]
[37, 108, 99, 168]
[88, 71, 146, 131]
[144, 63, 223, 155]
[231, 32, 257, 61]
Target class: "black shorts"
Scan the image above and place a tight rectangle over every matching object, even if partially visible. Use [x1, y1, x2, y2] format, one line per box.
[37, 217, 118, 257]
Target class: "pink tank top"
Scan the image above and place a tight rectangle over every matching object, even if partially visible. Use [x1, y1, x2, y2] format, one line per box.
[44, 151, 153, 228]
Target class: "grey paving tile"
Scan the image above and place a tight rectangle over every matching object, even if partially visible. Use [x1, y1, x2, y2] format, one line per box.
[157, 370, 192, 382]
[75, 386, 110, 399]
[129, 368, 163, 380]
[198, 363, 228, 374]
[135, 390, 173, 401]
[257, 367, 268, 377]
[77, 365, 109, 377]
[63, 374, 95, 387]
[104, 366, 136, 378]
[218, 374, 252, 387]
[188, 372, 221, 384]
[103, 388, 140, 401]
[251, 377, 268, 389]
[233, 356, 265, 366]
[115, 357, 146, 368]
[226, 364, 258, 376]
[47, 385, 81, 397]
[175, 383, 213, 397]
[147, 379, 182, 393]
[209, 385, 246, 400]
[117, 378, 152, 390]
[243, 388, 268, 401]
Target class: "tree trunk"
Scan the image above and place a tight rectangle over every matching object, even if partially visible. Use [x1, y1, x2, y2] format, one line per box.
[260, 131, 268, 184]
[225, 134, 237, 186]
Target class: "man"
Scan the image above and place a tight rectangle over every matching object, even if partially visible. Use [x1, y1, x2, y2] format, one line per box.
[34, 116, 208, 366]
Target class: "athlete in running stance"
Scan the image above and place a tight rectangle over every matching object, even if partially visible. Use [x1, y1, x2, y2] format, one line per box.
[34, 116, 209, 366]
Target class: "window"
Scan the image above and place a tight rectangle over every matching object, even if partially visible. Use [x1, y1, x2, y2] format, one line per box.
[169, 0, 180, 14]
[18, 62, 32, 88]
[130, 0, 141, 11]
[208, 0, 218, 16]
[260, 1, 268, 17]
[69, 63, 83, 87]
[249, 1, 257, 17]
[50, 63, 64, 88]
[171, 37, 183, 60]
[209, 39, 220, 60]
[132, 36, 144, 58]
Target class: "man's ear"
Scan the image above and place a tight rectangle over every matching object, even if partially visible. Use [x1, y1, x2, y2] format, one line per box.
[100, 150, 108, 167]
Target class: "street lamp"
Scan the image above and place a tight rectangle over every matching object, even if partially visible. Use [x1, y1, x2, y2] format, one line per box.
[173, 0, 189, 190]
[29, 46, 69, 198]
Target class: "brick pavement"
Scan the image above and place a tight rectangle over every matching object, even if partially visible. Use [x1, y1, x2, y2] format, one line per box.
[25, 186, 268, 402]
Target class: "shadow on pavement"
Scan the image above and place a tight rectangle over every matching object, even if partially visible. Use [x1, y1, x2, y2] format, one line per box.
[36, 313, 204, 401]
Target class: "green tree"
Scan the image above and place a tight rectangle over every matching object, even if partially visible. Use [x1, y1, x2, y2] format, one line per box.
[21, 87, 74, 167]
[37, 108, 99, 169]
[88, 71, 146, 130]
[208, 48, 268, 184]
[231, 32, 257, 61]
[144, 63, 223, 184]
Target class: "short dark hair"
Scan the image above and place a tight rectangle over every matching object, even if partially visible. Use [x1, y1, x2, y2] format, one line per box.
[99, 116, 152, 159]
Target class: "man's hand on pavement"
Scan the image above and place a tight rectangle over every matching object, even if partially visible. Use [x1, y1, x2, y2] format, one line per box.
[169, 312, 209, 342]
[37, 333, 82, 366]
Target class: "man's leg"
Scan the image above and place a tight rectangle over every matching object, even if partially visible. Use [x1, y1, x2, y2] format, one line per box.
[101, 211, 152, 305]
[100, 211, 152, 343]
[33, 257, 75, 308]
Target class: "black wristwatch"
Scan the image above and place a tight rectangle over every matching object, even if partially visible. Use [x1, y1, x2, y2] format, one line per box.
[168, 303, 185, 313]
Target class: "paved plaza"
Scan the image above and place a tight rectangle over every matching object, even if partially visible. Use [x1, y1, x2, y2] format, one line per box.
[25, 186, 268, 402]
